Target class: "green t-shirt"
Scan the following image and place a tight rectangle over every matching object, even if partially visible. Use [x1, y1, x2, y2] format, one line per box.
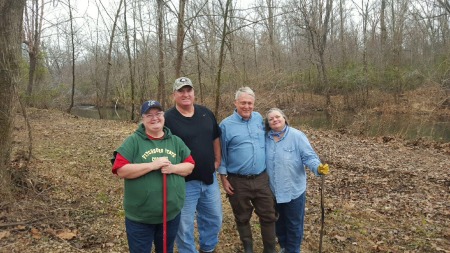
[116, 124, 191, 224]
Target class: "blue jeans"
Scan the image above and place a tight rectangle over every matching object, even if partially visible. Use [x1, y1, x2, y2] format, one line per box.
[275, 192, 306, 253]
[125, 214, 180, 253]
[176, 173, 223, 252]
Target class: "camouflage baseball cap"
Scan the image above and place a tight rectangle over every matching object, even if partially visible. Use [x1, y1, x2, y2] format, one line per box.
[173, 77, 194, 91]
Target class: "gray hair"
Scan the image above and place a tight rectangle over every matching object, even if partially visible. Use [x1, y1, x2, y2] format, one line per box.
[235, 87, 255, 100]
[264, 108, 289, 131]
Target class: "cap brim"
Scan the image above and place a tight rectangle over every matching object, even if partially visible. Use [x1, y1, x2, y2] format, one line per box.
[174, 84, 193, 91]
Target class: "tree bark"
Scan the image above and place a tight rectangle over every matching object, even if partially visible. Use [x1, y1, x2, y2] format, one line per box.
[103, 0, 124, 119]
[214, 0, 232, 116]
[157, 0, 166, 108]
[380, 0, 387, 68]
[339, 0, 346, 66]
[175, 0, 186, 78]
[124, 0, 136, 121]
[266, 0, 278, 71]
[0, 0, 26, 199]
[67, 0, 76, 113]
[437, 0, 450, 14]
[24, 0, 44, 104]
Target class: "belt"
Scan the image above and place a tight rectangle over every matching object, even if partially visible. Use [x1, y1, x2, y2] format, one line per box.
[227, 171, 265, 179]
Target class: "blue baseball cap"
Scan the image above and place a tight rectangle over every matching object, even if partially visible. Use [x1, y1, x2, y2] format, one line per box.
[141, 100, 163, 115]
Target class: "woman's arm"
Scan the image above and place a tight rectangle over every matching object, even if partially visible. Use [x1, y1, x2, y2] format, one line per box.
[161, 162, 194, 177]
[116, 157, 171, 179]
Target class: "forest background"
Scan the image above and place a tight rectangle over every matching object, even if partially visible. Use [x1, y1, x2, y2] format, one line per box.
[12, 0, 450, 119]
[0, 0, 449, 252]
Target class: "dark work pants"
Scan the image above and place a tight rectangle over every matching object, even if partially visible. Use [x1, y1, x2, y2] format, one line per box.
[227, 172, 277, 246]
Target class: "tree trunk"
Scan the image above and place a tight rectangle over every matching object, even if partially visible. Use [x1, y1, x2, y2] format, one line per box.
[0, 0, 26, 199]
[124, 0, 136, 121]
[157, 0, 166, 108]
[175, 0, 186, 78]
[266, 0, 278, 71]
[67, 0, 75, 113]
[24, 0, 44, 104]
[300, 0, 332, 112]
[380, 0, 387, 68]
[193, 35, 204, 103]
[103, 0, 124, 119]
[437, 0, 450, 14]
[339, 0, 346, 65]
[214, 0, 232, 117]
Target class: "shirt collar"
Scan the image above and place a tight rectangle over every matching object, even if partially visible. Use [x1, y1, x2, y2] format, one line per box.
[268, 126, 290, 140]
[269, 125, 287, 138]
[233, 109, 252, 121]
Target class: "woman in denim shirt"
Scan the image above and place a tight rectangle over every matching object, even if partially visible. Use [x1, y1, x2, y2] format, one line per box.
[264, 108, 330, 253]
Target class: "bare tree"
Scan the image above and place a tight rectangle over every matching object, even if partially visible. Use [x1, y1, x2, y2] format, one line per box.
[175, 0, 186, 77]
[23, 0, 44, 104]
[102, 0, 124, 119]
[339, 0, 347, 66]
[266, 0, 278, 70]
[133, 0, 151, 107]
[0, 0, 26, 199]
[437, 0, 450, 14]
[380, 0, 387, 69]
[66, 0, 76, 113]
[214, 0, 232, 116]
[296, 0, 333, 108]
[123, 0, 136, 121]
[157, 0, 167, 107]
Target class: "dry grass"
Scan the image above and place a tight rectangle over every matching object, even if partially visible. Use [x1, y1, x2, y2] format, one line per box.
[1, 83, 449, 252]
[0, 106, 448, 252]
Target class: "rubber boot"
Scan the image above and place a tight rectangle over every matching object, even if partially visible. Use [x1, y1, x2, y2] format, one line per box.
[237, 223, 254, 253]
[262, 241, 277, 253]
[243, 241, 254, 253]
[261, 221, 277, 253]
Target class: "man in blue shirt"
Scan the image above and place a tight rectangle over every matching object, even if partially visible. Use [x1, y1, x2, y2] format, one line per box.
[218, 87, 277, 253]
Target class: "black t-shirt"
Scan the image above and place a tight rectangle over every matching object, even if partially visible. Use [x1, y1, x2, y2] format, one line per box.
[164, 104, 221, 184]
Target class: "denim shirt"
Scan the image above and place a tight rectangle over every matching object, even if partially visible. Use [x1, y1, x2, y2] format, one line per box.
[218, 110, 266, 175]
[265, 126, 321, 203]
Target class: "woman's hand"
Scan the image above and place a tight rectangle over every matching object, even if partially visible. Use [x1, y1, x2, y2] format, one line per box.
[318, 163, 329, 175]
[152, 157, 172, 170]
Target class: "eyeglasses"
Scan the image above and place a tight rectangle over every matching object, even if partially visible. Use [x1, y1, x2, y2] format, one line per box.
[143, 111, 164, 119]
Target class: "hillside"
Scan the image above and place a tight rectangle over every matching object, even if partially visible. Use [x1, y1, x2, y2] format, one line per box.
[1, 108, 449, 253]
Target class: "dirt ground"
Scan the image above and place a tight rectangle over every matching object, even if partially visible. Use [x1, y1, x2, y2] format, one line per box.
[0, 107, 449, 253]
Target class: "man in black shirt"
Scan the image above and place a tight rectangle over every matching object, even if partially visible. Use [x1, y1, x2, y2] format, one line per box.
[165, 77, 222, 253]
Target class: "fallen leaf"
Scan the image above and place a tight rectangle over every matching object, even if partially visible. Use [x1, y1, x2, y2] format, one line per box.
[31, 227, 42, 239]
[16, 225, 26, 231]
[0, 231, 10, 240]
[57, 230, 77, 240]
[334, 235, 347, 241]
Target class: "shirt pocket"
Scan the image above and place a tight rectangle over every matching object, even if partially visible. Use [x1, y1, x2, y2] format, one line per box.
[282, 146, 297, 163]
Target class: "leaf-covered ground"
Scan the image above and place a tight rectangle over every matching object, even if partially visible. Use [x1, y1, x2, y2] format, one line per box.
[1, 108, 449, 253]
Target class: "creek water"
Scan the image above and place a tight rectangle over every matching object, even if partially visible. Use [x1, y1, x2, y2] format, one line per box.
[291, 111, 450, 143]
[71, 105, 129, 120]
[71, 105, 450, 142]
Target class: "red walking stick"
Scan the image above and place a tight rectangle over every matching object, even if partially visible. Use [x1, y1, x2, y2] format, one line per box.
[163, 174, 167, 253]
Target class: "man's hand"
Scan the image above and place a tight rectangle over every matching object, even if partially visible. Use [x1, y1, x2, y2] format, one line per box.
[220, 175, 234, 195]
[318, 163, 329, 175]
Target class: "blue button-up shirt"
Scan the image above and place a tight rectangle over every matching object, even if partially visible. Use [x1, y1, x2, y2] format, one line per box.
[265, 126, 321, 203]
[218, 110, 266, 175]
